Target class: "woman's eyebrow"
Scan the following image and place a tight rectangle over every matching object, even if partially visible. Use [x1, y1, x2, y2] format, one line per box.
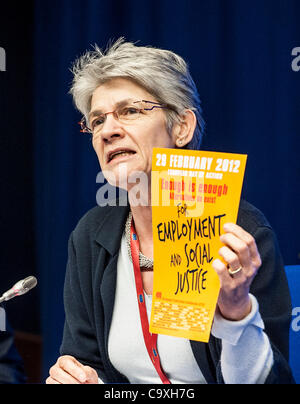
[89, 98, 136, 120]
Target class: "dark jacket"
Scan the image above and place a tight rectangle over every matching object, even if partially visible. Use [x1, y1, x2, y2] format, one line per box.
[60, 199, 295, 384]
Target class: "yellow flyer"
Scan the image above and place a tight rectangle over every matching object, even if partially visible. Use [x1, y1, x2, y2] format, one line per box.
[150, 148, 247, 342]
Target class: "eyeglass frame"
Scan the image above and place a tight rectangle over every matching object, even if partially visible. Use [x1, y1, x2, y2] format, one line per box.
[78, 99, 170, 135]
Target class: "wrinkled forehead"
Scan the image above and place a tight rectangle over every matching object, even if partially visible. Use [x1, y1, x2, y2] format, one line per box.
[89, 77, 156, 114]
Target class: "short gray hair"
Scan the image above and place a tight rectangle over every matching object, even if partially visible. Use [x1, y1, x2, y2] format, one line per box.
[70, 38, 205, 149]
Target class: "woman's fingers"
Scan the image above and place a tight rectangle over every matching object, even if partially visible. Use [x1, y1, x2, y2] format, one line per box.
[57, 356, 87, 383]
[49, 364, 81, 384]
[45, 377, 60, 384]
[211, 223, 262, 321]
[222, 223, 262, 268]
[46, 355, 98, 384]
[218, 245, 242, 273]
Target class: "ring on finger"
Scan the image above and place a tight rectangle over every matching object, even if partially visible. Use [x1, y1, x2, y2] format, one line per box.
[228, 266, 243, 276]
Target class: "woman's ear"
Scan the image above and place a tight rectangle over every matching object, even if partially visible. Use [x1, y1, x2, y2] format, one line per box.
[172, 109, 197, 148]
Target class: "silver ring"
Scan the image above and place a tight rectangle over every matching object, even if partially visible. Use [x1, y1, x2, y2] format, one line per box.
[228, 266, 243, 276]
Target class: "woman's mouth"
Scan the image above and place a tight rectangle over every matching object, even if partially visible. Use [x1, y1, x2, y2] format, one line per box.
[107, 149, 136, 163]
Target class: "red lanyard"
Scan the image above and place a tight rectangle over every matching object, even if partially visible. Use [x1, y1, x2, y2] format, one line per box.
[130, 221, 171, 384]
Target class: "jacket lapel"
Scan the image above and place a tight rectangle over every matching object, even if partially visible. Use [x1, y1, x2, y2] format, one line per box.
[94, 203, 130, 255]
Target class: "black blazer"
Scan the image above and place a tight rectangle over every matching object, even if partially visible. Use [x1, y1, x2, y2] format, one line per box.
[60, 199, 295, 384]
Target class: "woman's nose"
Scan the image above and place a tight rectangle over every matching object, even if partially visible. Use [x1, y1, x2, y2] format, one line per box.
[99, 113, 124, 142]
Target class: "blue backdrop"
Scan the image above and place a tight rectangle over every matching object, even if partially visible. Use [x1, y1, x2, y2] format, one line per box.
[1, 0, 300, 381]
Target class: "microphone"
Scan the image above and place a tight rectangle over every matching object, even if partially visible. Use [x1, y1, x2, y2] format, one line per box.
[0, 276, 37, 303]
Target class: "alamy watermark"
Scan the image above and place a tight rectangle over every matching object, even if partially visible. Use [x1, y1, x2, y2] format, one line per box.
[95, 163, 210, 214]
[292, 307, 300, 332]
[291, 47, 300, 72]
[0, 47, 6, 72]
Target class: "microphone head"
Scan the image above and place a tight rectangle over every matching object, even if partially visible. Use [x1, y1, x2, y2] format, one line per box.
[0, 276, 38, 302]
[22, 276, 38, 292]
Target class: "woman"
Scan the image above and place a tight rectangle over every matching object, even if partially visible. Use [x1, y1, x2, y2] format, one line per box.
[46, 39, 294, 384]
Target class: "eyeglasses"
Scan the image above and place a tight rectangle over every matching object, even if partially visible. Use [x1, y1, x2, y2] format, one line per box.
[79, 100, 168, 135]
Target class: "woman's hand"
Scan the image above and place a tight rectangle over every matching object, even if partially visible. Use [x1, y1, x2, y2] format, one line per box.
[46, 355, 99, 384]
[212, 223, 262, 321]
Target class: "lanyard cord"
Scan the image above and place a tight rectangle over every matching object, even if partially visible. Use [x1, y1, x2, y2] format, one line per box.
[130, 221, 171, 384]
